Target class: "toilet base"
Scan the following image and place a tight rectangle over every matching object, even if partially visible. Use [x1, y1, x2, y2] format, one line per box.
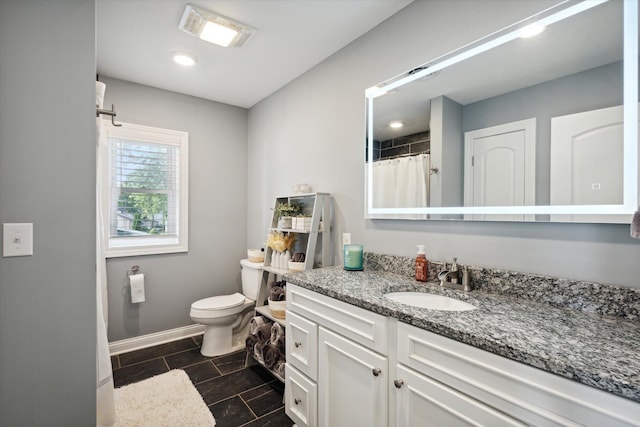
[199, 311, 253, 357]
[200, 325, 233, 357]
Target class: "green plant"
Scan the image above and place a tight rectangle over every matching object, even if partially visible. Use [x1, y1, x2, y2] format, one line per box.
[274, 201, 301, 219]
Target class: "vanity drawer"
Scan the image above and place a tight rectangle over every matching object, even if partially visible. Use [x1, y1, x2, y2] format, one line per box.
[286, 310, 318, 381]
[287, 284, 388, 355]
[285, 363, 317, 427]
[397, 322, 640, 427]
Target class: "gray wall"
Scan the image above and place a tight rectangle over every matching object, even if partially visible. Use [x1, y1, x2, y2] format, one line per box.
[101, 77, 249, 342]
[0, 0, 96, 425]
[247, 0, 640, 289]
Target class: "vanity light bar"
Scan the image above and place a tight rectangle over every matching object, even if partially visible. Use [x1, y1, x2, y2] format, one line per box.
[367, 0, 609, 98]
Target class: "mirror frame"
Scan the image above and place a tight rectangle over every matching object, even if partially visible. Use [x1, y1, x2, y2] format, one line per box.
[365, 0, 638, 220]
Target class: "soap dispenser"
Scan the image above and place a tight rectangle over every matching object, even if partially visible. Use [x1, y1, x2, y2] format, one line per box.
[415, 245, 428, 282]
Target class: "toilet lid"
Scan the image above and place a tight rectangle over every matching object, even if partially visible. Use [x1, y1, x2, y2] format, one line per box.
[191, 293, 246, 311]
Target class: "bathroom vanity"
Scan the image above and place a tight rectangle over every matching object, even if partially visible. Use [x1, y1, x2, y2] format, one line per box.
[283, 258, 640, 427]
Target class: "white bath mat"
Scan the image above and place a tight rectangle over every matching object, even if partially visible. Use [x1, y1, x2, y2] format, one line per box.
[114, 369, 215, 426]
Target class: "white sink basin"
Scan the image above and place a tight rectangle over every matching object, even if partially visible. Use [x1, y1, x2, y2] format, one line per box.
[384, 292, 476, 311]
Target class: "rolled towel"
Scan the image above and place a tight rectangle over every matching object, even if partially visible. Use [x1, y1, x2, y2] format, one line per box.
[631, 207, 640, 239]
[253, 342, 264, 363]
[269, 286, 285, 301]
[270, 322, 284, 344]
[276, 335, 285, 357]
[269, 280, 286, 289]
[262, 342, 280, 369]
[274, 360, 286, 378]
[245, 334, 258, 353]
[250, 316, 267, 335]
[255, 322, 273, 343]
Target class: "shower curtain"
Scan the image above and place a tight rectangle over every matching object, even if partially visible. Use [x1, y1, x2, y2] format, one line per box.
[372, 153, 430, 209]
[96, 81, 116, 426]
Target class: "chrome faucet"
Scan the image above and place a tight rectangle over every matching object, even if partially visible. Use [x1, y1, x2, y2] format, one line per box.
[439, 260, 471, 292]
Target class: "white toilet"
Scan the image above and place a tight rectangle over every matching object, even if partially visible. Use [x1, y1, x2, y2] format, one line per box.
[190, 259, 263, 357]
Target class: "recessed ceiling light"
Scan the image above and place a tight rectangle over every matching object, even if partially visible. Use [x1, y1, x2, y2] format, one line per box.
[519, 23, 545, 39]
[178, 4, 256, 48]
[172, 52, 197, 66]
[389, 121, 403, 129]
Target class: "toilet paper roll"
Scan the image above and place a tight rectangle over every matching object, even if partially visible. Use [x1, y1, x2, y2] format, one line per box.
[130, 273, 145, 303]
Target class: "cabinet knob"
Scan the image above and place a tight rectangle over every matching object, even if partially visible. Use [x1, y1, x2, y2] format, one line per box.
[294, 398, 302, 405]
[372, 368, 382, 377]
[394, 379, 404, 389]
[294, 341, 302, 348]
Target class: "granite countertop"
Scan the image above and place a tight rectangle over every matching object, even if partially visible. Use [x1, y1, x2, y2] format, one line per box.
[284, 266, 640, 403]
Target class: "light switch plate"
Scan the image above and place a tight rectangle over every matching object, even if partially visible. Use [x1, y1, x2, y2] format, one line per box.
[3, 223, 33, 257]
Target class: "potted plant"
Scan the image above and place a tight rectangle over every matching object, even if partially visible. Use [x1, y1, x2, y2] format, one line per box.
[274, 202, 301, 228]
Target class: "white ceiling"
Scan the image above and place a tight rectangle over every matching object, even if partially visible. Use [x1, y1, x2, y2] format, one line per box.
[97, 0, 413, 108]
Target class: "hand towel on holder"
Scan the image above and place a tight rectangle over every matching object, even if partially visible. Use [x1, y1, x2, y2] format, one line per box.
[129, 273, 145, 303]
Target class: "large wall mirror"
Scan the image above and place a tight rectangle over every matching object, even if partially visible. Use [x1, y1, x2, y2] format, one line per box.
[365, 0, 638, 222]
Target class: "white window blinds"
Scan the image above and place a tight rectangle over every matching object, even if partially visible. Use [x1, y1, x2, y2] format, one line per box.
[110, 138, 178, 238]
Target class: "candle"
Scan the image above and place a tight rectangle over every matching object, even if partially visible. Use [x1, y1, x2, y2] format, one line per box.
[343, 244, 363, 271]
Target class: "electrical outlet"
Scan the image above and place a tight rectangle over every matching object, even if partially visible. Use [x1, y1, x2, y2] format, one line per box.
[342, 232, 351, 246]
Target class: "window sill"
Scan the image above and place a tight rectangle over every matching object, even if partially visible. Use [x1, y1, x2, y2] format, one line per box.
[105, 236, 188, 258]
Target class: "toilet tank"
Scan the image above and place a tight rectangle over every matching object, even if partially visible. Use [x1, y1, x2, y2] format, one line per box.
[240, 259, 263, 301]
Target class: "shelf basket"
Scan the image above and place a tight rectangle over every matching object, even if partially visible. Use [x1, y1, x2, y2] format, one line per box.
[268, 298, 286, 319]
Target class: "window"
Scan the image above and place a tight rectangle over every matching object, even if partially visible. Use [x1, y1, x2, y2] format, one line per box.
[102, 122, 188, 257]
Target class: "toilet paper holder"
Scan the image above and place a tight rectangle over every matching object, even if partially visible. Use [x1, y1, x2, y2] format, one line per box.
[127, 265, 140, 276]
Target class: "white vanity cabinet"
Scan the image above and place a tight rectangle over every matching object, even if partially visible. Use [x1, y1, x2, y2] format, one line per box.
[285, 284, 389, 427]
[395, 322, 640, 427]
[286, 285, 640, 427]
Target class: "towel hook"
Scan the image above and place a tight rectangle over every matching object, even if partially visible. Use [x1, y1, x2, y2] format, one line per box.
[96, 103, 123, 127]
[127, 265, 140, 276]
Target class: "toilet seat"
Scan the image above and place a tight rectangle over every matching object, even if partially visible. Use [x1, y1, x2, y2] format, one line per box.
[191, 292, 246, 311]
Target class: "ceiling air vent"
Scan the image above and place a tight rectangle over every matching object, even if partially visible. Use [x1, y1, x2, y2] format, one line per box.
[178, 4, 256, 48]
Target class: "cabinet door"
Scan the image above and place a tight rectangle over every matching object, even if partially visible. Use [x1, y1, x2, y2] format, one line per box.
[318, 327, 388, 427]
[395, 364, 526, 427]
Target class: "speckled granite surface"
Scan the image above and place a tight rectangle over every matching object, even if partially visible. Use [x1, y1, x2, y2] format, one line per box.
[285, 254, 640, 403]
[363, 252, 640, 321]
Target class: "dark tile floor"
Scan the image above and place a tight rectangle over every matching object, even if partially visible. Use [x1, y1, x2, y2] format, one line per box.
[111, 335, 295, 427]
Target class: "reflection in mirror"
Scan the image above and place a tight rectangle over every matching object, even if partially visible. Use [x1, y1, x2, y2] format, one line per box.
[365, 0, 638, 222]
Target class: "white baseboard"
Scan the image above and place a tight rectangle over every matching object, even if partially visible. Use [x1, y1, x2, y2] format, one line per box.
[109, 324, 205, 356]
